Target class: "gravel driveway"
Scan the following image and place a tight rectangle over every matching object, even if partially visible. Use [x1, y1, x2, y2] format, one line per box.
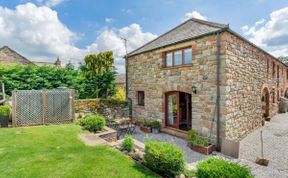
[239, 113, 288, 178]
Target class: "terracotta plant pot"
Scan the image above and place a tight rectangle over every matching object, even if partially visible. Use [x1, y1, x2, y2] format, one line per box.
[140, 126, 152, 133]
[189, 143, 216, 155]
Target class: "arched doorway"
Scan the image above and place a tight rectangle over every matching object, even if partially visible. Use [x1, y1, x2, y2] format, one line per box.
[165, 91, 191, 131]
[261, 87, 269, 119]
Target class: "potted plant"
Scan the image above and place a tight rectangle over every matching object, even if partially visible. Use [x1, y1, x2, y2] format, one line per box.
[187, 129, 216, 155]
[151, 120, 161, 134]
[140, 120, 152, 133]
[0, 105, 10, 128]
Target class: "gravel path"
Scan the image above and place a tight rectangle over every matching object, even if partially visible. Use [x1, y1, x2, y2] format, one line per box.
[132, 127, 208, 164]
[239, 113, 288, 178]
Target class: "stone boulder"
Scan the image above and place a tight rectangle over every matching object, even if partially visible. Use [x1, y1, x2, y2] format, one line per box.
[278, 97, 288, 113]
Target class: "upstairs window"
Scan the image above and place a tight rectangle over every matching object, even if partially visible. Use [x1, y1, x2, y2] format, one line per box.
[137, 91, 145, 106]
[165, 47, 192, 67]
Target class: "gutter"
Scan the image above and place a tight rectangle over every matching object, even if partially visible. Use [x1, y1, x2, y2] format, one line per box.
[215, 30, 222, 151]
[124, 56, 133, 119]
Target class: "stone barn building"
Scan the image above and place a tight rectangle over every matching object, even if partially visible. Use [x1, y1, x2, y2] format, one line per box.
[126, 18, 288, 150]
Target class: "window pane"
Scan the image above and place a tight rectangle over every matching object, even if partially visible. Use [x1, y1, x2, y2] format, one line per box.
[168, 94, 177, 125]
[174, 50, 182, 65]
[184, 48, 192, 64]
[166, 52, 172, 67]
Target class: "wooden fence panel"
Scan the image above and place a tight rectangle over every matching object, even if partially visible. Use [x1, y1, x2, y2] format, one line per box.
[12, 89, 74, 127]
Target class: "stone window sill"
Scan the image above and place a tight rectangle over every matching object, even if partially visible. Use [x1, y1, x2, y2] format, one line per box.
[135, 105, 145, 109]
[161, 63, 194, 70]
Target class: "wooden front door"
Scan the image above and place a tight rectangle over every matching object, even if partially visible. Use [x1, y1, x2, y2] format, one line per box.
[165, 91, 192, 130]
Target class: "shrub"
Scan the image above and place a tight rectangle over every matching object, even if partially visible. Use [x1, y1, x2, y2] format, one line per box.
[0, 105, 11, 117]
[150, 120, 161, 129]
[112, 87, 126, 101]
[143, 120, 152, 127]
[187, 129, 209, 147]
[196, 157, 253, 178]
[77, 114, 106, 132]
[144, 141, 185, 177]
[184, 168, 196, 178]
[121, 135, 134, 152]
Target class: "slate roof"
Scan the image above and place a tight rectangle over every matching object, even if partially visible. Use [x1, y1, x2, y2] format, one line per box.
[0, 46, 34, 65]
[127, 18, 228, 57]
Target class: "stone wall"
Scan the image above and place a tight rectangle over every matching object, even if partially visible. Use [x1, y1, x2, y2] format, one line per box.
[127, 34, 227, 142]
[74, 99, 128, 119]
[222, 31, 288, 140]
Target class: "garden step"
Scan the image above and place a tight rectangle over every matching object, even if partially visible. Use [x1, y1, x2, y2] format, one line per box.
[78, 133, 107, 146]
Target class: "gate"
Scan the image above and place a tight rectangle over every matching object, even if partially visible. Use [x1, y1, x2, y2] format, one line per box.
[12, 89, 75, 127]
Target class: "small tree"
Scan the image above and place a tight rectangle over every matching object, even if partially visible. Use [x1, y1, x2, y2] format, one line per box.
[79, 51, 117, 99]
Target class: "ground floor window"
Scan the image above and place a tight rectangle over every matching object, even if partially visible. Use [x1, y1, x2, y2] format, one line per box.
[137, 91, 145, 106]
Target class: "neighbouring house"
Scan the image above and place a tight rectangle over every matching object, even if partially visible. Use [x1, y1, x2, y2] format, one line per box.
[0, 46, 61, 67]
[126, 18, 288, 150]
[32, 57, 62, 67]
[0, 46, 34, 65]
[116, 74, 126, 89]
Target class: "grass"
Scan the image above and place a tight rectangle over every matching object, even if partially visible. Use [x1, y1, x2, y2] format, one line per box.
[0, 124, 158, 178]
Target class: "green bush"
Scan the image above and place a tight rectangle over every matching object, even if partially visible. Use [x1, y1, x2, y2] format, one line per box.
[77, 114, 106, 132]
[0, 105, 11, 117]
[196, 158, 253, 178]
[143, 120, 152, 127]
[187, 129, 209, 147]
[150, 120, 161, 129]
[184, 168, 196, 178]
[121, 135, 134, 152]
[144, 141, 185, 178]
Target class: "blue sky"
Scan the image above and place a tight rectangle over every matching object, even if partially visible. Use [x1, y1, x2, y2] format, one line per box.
[0, 0, 288, 72]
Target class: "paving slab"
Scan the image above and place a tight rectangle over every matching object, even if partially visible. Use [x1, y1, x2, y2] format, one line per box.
[239, 113, 288, 177]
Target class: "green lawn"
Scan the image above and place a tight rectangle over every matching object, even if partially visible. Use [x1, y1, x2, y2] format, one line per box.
[0, 124, 157, 178]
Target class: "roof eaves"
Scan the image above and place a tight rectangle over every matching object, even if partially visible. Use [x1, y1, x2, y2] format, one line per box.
[127, 28, 227, 58]
[126, 18, 228, 57]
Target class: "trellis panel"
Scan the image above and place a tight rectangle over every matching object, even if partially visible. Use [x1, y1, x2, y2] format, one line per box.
[12, 89, 74, 127]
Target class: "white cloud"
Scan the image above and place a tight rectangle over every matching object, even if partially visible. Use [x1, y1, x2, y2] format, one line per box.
[242, 7, 288, 57]
[0, 3, 157, 73]
[91, 24, 157, 72]
[37, 0, 64, 7]
[121, 8, 133, 15]
[105, 18, 113, 23]
[182, 11, 207, 21]
[0, 3, 79, 62]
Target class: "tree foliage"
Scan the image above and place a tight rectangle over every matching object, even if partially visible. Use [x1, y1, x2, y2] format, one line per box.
[0, 51, 117, 99]
[279, 56, 288, 64]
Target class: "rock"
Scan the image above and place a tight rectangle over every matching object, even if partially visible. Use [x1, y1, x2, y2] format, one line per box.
[278, 97, 288, 113]
[131, 152, 144, 161]
[255, 157, 269, 166]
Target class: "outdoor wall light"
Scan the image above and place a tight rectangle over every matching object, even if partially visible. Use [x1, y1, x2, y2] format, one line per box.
[192, 85, 197, 94]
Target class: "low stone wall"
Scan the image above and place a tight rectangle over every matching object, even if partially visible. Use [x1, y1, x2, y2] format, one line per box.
[99, 127, 117, 142]
[74, 99, 129, 119]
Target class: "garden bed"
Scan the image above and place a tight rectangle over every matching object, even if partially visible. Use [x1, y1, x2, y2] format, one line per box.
[189, 143, 216, 155]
